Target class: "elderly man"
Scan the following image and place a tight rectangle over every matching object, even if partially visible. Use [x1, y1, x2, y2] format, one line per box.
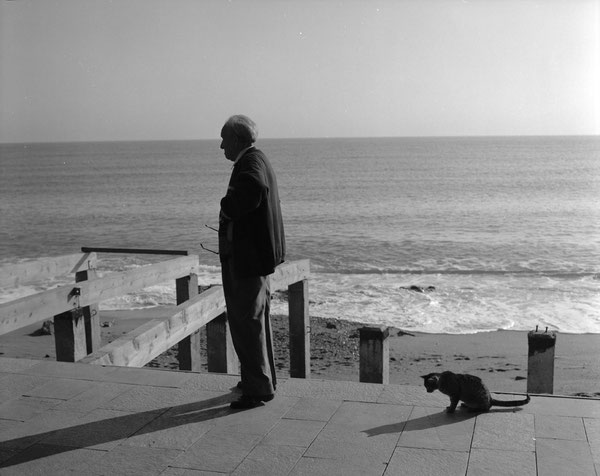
[218, 115, 286, 409]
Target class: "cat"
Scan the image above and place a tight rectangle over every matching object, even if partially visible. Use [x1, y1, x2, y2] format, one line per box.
[421, 371, 531, 413]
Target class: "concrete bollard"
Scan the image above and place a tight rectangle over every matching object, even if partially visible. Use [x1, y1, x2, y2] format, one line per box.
[527, 328, 557, 394]
[359, 326, 389, 384]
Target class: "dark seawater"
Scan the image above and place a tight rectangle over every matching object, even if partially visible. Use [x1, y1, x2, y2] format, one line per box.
[1, 136, 599, 333]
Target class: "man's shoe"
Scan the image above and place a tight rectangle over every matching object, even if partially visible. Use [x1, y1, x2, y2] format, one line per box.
[230, 394, 275, 409]
[230, 395, 264, 410]
[258, 393, 275, 402]
[236, 381, 276, 392]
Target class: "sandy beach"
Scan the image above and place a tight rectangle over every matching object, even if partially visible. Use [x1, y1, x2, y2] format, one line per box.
[1, 309, 598, 398]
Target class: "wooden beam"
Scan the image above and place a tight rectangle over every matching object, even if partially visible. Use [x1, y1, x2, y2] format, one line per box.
[78, 255, 199, 304]
[271, 259, 310, 291]
[0, 255, 199, 336]
[81, 247, 189, 256]
[0, 286, 80, 336]
[80, 286, 226, 367]
[0, 253, 96, 288]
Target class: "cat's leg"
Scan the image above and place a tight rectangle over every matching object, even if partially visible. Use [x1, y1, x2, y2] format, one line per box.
[446, 397, 459, 413]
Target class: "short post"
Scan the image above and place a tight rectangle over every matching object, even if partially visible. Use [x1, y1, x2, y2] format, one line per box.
[76, 268, 100, 355]
[206, 312, 239, 374]
[527, 328, 557, 394]
[54, 266, 100, 362]
[288, 279, 310, 378]
[176, 274, 201, 371]
[359, 326, 389, 384]
[54, 305, 87, 362]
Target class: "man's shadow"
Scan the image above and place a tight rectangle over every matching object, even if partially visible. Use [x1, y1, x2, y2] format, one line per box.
[363, 407, 523, 437]
[0, 389, 240, 468]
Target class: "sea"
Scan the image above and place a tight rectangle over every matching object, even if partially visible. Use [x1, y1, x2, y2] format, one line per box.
[1, 136, 599, 334]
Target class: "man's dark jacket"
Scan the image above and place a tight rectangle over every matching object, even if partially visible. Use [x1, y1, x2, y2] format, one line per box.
[219, 147, 285, 277]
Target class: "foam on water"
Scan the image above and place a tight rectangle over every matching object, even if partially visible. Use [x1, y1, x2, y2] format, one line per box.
[2, 257, 599, 334]
[271, 271, 600, 334]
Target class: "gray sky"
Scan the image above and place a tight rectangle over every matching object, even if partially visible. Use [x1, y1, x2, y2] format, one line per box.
[1, 0, 598, 142]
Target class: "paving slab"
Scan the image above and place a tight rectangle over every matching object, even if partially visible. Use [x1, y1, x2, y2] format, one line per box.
[278, 377, 383, 402]
[522, 394, 600, 418]
[231, 444, 305, 476]
[94, 444, 182, 476]
[289, 456, 387, 476]
[377, 384, 447, 407]
[327, 401, 412, 430]
[0, 449, 18, 465]
[181, 372, 243, 392]
[0, 373, 54, 401]
[52, 381, 136, 414]
[99, 385, 226, 413]
[305, 425, 399, 465]
[173, 428, 262, 473]
[384, 447, 468, 476]
[22, 377, 96, 400]
[283, 397, 342, 421]
[584, 417, 600, 465]
[536, 438, 597, 476]
[40, 407, 163, 451]
[214, 396, 299, 435]
[162, 468, 225, 476]
[22, 360, 118, 381]
[534, 414, 587, 441]
[122, 402, 224, 450]
[0, 444, 103, 476]
[0, 357, 40, 373]
[397, 405, 476, 451]
[0, 396, 63, 422]
[0, 409, 88, 450]
[101, 365, 193, 387]
[472, 411, 535, 452]
[261, 418, 325, 447]
[466, 448, 536, 476]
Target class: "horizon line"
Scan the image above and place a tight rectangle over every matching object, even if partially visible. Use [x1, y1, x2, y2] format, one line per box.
[1, 132, 599, 146]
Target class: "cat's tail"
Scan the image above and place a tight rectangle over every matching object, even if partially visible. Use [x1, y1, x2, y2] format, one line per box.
[490, 395, 531, 407]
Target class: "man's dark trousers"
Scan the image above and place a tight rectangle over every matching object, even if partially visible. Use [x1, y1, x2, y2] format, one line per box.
[221, 259, 276, 396]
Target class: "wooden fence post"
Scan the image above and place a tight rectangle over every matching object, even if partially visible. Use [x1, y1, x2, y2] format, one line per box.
[527, 329, 557, 394]
[76, 268, 100, 354]
[54, 265, 98, 362]
[206, 312, 239, 374]
[288, 279, 310, 378]
[359, 326, 389, 384]
[54, 303, 87, 362]
[176, 274, 201, 371]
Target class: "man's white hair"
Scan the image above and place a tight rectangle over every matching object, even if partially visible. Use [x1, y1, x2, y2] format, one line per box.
[224, 115, 258, 145]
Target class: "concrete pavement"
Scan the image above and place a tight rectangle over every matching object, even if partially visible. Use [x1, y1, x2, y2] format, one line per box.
[0, 357, 598, 475]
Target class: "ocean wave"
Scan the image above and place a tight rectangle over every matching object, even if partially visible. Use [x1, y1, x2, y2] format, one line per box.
[2, 256, 599, 334]
[312, 266, 598, 279]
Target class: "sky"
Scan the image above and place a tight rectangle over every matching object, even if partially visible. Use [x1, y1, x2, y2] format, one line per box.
[1, 0, 598, 142]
